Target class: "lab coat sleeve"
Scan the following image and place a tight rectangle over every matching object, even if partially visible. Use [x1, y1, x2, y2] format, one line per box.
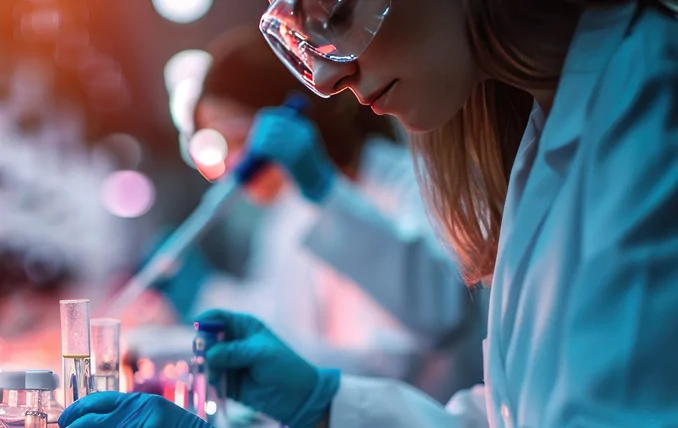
[329, 375, 488, 428]
[544, 20, 678, 427]
[303, 164, 469, 340]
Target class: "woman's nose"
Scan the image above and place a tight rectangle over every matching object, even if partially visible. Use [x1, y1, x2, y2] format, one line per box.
[311, 56, 358, 97]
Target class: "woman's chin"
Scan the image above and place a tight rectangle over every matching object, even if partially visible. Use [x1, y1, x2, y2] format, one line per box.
[393, 107, 452, 134]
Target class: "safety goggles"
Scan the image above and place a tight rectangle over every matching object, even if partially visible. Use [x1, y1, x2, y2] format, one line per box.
[260, 0, 391, 97]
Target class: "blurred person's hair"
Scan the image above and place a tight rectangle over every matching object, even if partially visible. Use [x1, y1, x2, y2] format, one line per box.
[196, 26, 399, 172]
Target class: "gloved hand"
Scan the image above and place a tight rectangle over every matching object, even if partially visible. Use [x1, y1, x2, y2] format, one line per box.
[57, 391, 210, 428]
[195, 309, 340, 427]
[246, 106, 336, 203]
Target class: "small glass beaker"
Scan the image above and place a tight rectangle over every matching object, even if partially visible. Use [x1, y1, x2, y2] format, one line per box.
[90, 318, 121, 393]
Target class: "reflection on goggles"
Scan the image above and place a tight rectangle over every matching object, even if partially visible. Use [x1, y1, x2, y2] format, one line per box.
[261, 18, 318, 92]
[260, 0, 390, 96]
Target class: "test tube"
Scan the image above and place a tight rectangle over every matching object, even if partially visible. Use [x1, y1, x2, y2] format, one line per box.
[188, 321, 228, 427]
[59, 299, 91, 406]
[90, 318, 121, 392]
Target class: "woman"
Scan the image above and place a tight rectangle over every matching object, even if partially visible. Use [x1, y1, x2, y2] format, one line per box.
[183, 26, 483, 400]
[59, 0, 678, 427]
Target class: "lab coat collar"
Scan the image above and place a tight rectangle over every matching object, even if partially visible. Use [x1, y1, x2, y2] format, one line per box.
[542, 1, 638, 154]
[496, 2, 639, 294]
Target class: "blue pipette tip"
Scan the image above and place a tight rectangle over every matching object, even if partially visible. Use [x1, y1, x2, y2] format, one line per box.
[194, 320, 224, 333]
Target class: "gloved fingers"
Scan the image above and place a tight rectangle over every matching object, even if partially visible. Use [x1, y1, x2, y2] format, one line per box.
[207, 368, 238, 400]
[248, 111, 315, 151]
[226, 369, 243, 400]
[58, 392, 124, 427]
[247, 125, 298, 156]
[60, 413, 111, 428]
[206, 339, 262, 370]
[195, 310, 265, 339]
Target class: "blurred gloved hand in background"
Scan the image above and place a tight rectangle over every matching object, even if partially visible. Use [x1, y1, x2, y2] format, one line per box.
[246, 106, 336, 203]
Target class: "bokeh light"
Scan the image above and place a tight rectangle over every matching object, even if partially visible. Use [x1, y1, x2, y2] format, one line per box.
[152, 0, 214, 24]
[100, 171, 156, 218]
[164, 50, 212, 95]
[189, 128, 227, 167]
[99, 133, 144, 170]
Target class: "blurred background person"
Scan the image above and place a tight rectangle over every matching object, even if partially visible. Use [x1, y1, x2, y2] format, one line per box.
[160, 26, 484, 402]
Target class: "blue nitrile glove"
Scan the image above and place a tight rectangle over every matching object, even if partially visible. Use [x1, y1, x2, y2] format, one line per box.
[57, 392, 209, 428]
[247, 106, 336, 203]
[195, 310, 340, 428]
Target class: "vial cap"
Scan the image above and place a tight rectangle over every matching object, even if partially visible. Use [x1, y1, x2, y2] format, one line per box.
[194, 320, 224, 334]
[0, 370, 57, 391]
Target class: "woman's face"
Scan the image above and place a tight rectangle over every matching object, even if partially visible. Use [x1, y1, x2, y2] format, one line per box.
[194, 98, 288, 205]
[306, 0, 480, 132]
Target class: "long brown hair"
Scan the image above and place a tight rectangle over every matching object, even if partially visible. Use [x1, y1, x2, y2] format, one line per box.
[416, 0, 678, 285]
[411, 0, 626, 285]
[198, 26, 398, 171]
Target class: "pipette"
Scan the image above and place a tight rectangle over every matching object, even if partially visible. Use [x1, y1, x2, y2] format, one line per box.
[103, 94, 308, 318]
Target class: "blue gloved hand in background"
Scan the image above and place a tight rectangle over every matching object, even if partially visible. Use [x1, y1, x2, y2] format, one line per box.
[57, 392, 210, 428]
[246, 106, 336, 203]
[195, 309, 340, 427]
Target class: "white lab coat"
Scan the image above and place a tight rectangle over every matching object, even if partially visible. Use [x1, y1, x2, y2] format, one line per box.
[194, 139, 484, 399]
[327, 3, 678, 427]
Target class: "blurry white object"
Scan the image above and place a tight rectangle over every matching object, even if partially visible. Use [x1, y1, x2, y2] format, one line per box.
[164, 50, 212, 96]
[152, 0, 213, 24]
[188, 128, 227, 167]
[170, 79, 203, 135]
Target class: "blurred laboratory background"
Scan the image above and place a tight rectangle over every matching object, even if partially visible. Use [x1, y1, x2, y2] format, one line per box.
[0, 0, 269, 383]
[0, 0, 487, 416]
